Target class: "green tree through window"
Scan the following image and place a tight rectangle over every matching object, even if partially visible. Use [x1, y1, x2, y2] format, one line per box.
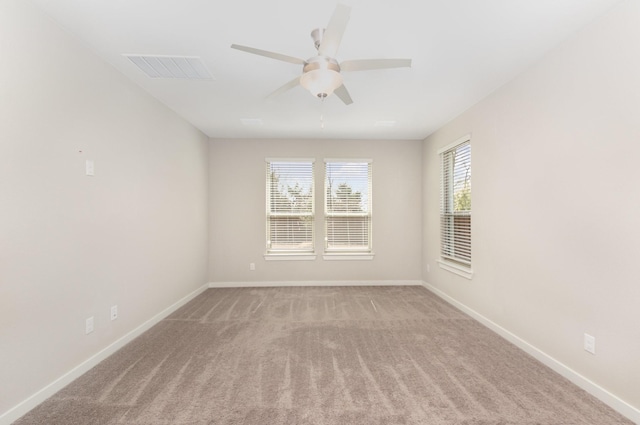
[266, 161, 314, 253]
[440, 138, 471, 266]
[325, 161, 372, 252]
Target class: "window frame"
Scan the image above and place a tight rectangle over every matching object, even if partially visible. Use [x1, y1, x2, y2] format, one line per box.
[437, 135, 473, 279]
[264, 158, 316, 261]
[323, 159, 374, 260]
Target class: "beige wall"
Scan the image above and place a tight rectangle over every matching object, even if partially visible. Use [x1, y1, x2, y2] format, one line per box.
[3, 0, 638, 420]
[0, 0, 209, 417]
[209, 138, 422, 284]
[423, 0, 640, 415]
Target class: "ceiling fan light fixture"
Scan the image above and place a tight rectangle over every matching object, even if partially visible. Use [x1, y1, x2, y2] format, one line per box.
[300, 68, 343, 99]
[231, 5, 411, 105]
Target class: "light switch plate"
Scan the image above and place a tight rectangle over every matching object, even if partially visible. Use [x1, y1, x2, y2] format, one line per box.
[85, 160, 94, 176]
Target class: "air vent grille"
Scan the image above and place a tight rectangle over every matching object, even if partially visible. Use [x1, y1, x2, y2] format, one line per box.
[125, 55, 213, 80]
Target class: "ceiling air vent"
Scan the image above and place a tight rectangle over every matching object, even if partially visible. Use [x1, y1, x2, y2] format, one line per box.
[124, 55, 213, 80]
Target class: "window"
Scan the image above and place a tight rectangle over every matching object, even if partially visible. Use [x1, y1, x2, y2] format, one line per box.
[266, 159, 314, 257]
[324, 160, 373, 257]
[439, 136, 471, 275]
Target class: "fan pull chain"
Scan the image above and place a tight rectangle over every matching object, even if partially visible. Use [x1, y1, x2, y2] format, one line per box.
[320, 96, 325, 129]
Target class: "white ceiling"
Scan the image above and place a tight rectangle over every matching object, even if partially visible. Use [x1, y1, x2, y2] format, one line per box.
[30, 0, 622, 140]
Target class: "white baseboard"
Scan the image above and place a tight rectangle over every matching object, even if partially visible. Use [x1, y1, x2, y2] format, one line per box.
[0, 283, 209, 425]
[422, 281, 640, 424]
[209, 280, 423, 288]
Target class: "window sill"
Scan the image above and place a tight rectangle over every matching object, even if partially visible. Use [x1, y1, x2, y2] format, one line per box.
[264, 253, 316, 261]
[437, 259, 473, 279]
[323, 253, 375, 261]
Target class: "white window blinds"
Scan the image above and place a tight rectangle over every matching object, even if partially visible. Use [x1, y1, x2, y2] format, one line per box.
[440, 137, 471, 265]
[266, 160, 314, 253]
[324, 160, 372, 252]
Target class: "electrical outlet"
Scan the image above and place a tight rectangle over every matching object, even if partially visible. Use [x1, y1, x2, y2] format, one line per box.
[85, 316, 94, 334]
[110, 305, 118, 321]
[427, 264, 430, 273]
[249, 263, 255, 271]
[584, 333, 596, 354]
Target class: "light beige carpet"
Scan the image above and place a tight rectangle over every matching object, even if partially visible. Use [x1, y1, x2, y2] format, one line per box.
[15, 286, 633, 424]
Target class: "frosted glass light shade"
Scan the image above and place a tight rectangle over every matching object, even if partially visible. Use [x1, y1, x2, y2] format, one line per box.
[300, 69, 343, 98]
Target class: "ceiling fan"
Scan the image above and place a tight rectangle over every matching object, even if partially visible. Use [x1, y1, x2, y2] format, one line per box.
[230, 4, 412, 105]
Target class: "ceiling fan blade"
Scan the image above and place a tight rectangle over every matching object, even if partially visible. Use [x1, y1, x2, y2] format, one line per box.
[231, 44, 306, 65]
[341, 58, 412, 72]
[318, 4, 351, 57]
[334, 84, 353, 105]
[266, 77, 301, 99]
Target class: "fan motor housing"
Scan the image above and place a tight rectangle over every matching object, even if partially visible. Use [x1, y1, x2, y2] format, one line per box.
[302, 56, 341, 73]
